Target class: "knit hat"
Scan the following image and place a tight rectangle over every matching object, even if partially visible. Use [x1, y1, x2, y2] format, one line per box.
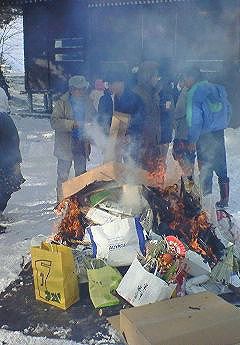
[69, 75, 89, 89]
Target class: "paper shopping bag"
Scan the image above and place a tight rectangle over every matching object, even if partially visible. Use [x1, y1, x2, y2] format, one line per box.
[87, 262, 122, 308]
[31, 242, 79, 310]
[116, 257, 176, 307]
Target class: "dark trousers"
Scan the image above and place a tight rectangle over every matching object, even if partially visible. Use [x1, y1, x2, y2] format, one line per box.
[196, 130, 228, 195]
[57, 154, 86, 200]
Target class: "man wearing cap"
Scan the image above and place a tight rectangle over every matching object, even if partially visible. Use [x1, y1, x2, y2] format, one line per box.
[51, 75, 95, 201]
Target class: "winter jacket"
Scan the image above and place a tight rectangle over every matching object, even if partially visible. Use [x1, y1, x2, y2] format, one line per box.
[0, 112, 22, 168]
[50, 92, 94, 161]
[114, 88, 145, 140]
[186, 81, 230, 143]
[174, 87, 189, 140]
[90, 89, 104, 112]
[98, 89, 113, 134]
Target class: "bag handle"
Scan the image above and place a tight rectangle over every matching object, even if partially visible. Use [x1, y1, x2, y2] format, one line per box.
[31, 234, 49, 247]
[90, 258, 107, 270]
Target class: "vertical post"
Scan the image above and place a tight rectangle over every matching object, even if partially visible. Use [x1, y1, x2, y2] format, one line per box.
[43, 93, 48, 113]
[48, 93, 53, 113]
[27, 92, 33, 113]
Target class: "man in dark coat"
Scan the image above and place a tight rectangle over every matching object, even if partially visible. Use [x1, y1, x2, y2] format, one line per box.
[159, 78, 175, 172]
[133, 61, 165, 188]
[0, 87, 25, 219]
[98, 87, 113, 135]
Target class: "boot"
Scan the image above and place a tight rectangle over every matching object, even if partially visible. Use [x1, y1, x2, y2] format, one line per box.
[216, 178, 229, 209]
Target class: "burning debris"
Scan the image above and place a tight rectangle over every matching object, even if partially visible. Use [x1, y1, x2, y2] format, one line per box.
[31, 163, 240, 313]
[52, 166, 225, 270]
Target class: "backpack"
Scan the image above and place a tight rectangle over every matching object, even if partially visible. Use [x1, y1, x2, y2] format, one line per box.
[201, 83, 231, 133]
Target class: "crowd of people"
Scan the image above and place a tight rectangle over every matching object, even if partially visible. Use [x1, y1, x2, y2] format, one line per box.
[51, 62, 233, 210]
[0, 60, 237, 222]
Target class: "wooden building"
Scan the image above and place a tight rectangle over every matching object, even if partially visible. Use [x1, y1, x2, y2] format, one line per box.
[1, 0, 240, 111]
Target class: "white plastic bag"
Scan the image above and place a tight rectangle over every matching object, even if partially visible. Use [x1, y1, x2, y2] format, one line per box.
[85, 217, 145, 266]
[185, 250, 211, 277]
[116, 257, 176, 307]
[216, 209, 240, 258]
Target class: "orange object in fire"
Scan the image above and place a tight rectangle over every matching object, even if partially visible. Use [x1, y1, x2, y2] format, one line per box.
[161, 253, 173, 265]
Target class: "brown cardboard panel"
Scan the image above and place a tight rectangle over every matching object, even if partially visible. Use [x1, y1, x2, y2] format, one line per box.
[104, 112, 130, 162]
[109, 112, 130, 137]
[120, 292, 240, 345]
[62, 161, 156, 198]
[108, 315, 121, 332]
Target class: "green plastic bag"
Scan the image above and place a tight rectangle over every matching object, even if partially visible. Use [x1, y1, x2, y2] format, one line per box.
[87, 263, 122, 308]
[89, 190, 111, 207]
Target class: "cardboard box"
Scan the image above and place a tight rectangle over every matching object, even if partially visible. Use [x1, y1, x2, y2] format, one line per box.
[109, 112, 130, 137]
[120, 292, 240, 345]
[104, 112, 130, 162]
[108, 315, 121, 332]
[62, 161, 156, 199]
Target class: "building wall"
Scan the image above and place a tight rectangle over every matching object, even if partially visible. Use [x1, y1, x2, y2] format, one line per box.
[23, 0, 240, 93]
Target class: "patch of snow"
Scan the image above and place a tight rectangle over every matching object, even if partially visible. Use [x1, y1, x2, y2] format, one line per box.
[0, 329, 80, 345]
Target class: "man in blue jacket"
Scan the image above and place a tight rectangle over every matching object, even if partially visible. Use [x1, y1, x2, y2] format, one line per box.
[184, 67, 230, 208]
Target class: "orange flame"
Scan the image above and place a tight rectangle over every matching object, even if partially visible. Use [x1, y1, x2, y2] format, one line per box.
[54, 197, 84, 242]
[147, 159, 166, 190]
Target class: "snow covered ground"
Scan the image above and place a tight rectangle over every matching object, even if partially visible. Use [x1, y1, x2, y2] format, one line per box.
[0, 108, 239, 344]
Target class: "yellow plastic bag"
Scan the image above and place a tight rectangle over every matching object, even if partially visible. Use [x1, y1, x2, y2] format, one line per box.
[31, 242, 79, 310]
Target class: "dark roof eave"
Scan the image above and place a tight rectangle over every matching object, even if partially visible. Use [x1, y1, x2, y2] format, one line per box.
[1, 0, 193, 7]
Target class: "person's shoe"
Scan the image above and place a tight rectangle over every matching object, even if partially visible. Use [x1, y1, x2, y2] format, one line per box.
[0, 212, 9, 222]
[0, 225, 6, 234]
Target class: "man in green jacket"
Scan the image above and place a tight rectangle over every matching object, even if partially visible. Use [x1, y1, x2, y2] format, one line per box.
[51, 75, 95, 202]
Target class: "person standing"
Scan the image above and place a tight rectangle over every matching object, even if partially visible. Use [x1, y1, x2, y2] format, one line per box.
[158, 78, 175, 173]
[89, 79, 105, 112]
[0, 87, 25, 221]
[133, 61, 163, 187]
[184, 67, 231, 209]
[51, 75, 95, 202]
[172, 78, 196, 178]
[97, 83, 113, 135]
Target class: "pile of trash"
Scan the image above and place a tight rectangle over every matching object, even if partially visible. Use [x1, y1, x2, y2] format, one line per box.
[31, 162, 240, 311]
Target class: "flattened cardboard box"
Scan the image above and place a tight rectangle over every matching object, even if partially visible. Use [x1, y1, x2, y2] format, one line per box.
[62, 161, 156, 199]
[104, 112, 130, 162]
[120, 292, 240, 345]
